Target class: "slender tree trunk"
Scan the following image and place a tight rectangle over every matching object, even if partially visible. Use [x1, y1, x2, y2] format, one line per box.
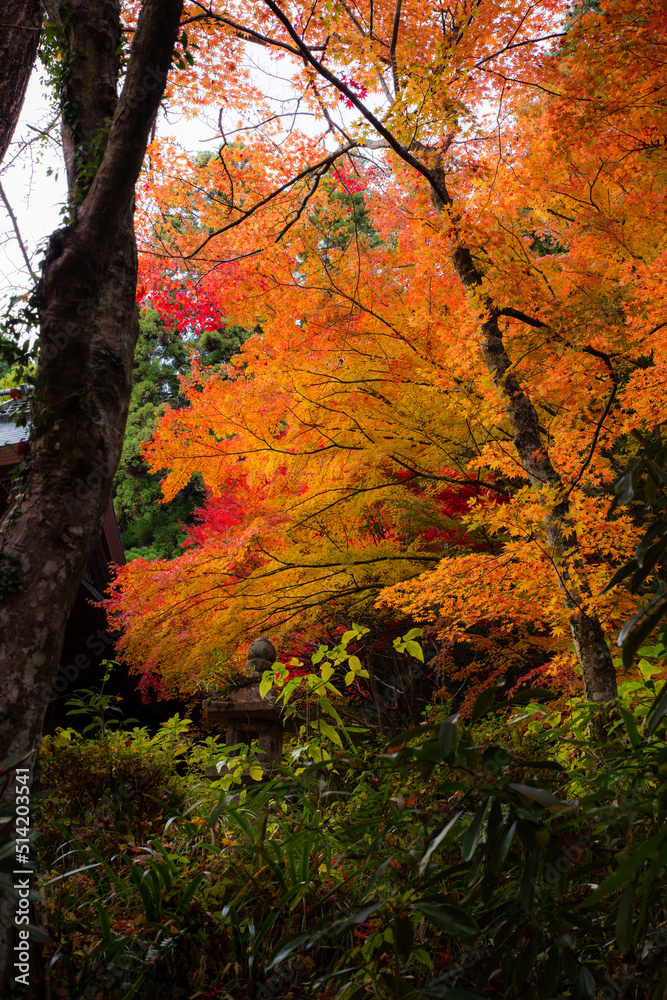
[428, 162, 617, 703]
[0, 0, 41, 166]
[231, 2, 618, 704]
[0, 0, 183, 991]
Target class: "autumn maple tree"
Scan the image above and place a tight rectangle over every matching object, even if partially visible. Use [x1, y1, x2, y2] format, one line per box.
[108, 0, 667, 704]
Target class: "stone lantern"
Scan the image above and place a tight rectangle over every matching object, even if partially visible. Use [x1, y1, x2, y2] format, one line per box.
[203, 637, 284, 780]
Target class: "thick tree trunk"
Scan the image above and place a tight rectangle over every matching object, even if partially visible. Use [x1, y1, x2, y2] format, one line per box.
[429, 167, 617, 703]
[0, 0, 41, 166]
[0, 0, 183, 992]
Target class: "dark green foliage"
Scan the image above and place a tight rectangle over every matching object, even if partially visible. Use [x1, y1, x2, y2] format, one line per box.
[114, 310, 251, 560]
[603, 425, 667, 664]
[33, 670, 667, 1000]
[306, 170, 382, 266]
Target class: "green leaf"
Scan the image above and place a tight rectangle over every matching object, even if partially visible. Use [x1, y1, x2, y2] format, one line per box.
[538, 945, 559, 1000]
[462, 797, 491, 862]
[575, 966, 596, 1000]
[93, 902, 112, 941]
[404, 640, 424, 662]
[614, 460, 642, 504]
[471, 685, 497, 724]
[601, 558, 639, 594]
[615, 881, 635, 955]
[321, 663, 335, 682]
[619, 706, 641, 748]
[387, 723, 439, 748]
[583, 827, 667, 905]
[509, 687, 554, 705]
[490, 820, 517, 876]
[631, 536, 667, 585]
[345, 671, 354, 686]
[403, 628, 424, 641]
[317, 720, 343, 747]
[419, 812, 462, 876]
[415, 902, 478, 937]
[348, 655, 362, 672]
[510, 783, 575, 813]
[620, 594, 667, 667]
[647, 680, 667, 735]
[438, 719, 458, 762]
[519, 848, 541, 916]
[26, 924, 50, 945]
[393, 913, 414, 962]
[635, 520, 667, 566]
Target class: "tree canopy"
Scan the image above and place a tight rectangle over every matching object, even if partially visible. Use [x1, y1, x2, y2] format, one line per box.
[103, 0, 666, 704]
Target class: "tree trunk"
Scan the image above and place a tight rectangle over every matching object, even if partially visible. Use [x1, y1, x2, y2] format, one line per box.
[0, 0, 41, 166]
[0, 0, 183, 992]
[231, 3, 618, 705]
[428, 164, 617, 703]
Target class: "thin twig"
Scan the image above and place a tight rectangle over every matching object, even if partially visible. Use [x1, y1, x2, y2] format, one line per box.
[565, 347, 617, 496]
[0, 181, 38, 281]
[389, 0, 402, 96]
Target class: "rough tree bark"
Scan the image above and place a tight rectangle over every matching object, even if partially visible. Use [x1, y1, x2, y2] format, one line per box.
[0, 0, 184, 991]
[0, 0, 42, 167]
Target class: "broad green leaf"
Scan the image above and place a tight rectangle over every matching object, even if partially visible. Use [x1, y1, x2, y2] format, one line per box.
[348, 655, 362, 672]
[601, 558, 638, 594]
[439, 719, 458, 762]
[510, 784, 565, 810]
[615, 881, 635, 955]
[405, 639, 424, 662]
[538, 945, 559, 1000]
[416, 902, 478, 937]
[619, 706, 641, 748]
[575, 966, 596, 1000]
[393, 913, 414, 962]
[321, 663, 335, 682]
[471, 685, 497, 724]
[583, 827, 667, 905]
[635, 520, 667, 566]
[647, 680, 667, 735]
[462, 797, 491, 862]
[519, 848, 541, 916]
[317, 720, 343, 747]
[621, 594, 667, 667]
[631, 536, 667, 585]
[509, 687, 554, 705]
[344, 671, 354, 686]
[490, 820, 517, 876]
[419, 811, 462, 876]
[387, 723, 439, 748]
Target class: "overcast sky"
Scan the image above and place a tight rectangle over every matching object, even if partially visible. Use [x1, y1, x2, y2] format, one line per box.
[0, 45, 315, 297]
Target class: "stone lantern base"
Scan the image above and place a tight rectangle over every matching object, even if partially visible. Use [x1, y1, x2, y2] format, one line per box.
[203, 637, 284, 783]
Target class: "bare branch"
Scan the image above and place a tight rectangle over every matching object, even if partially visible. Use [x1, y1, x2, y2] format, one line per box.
[182, 142, 359, 258]
[261, 0, 451, 205]
[566, 348, 618, 496]
[0, 180, 38, 281]
[474, 32, 567, 68]
[389, 0, 402, 96]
